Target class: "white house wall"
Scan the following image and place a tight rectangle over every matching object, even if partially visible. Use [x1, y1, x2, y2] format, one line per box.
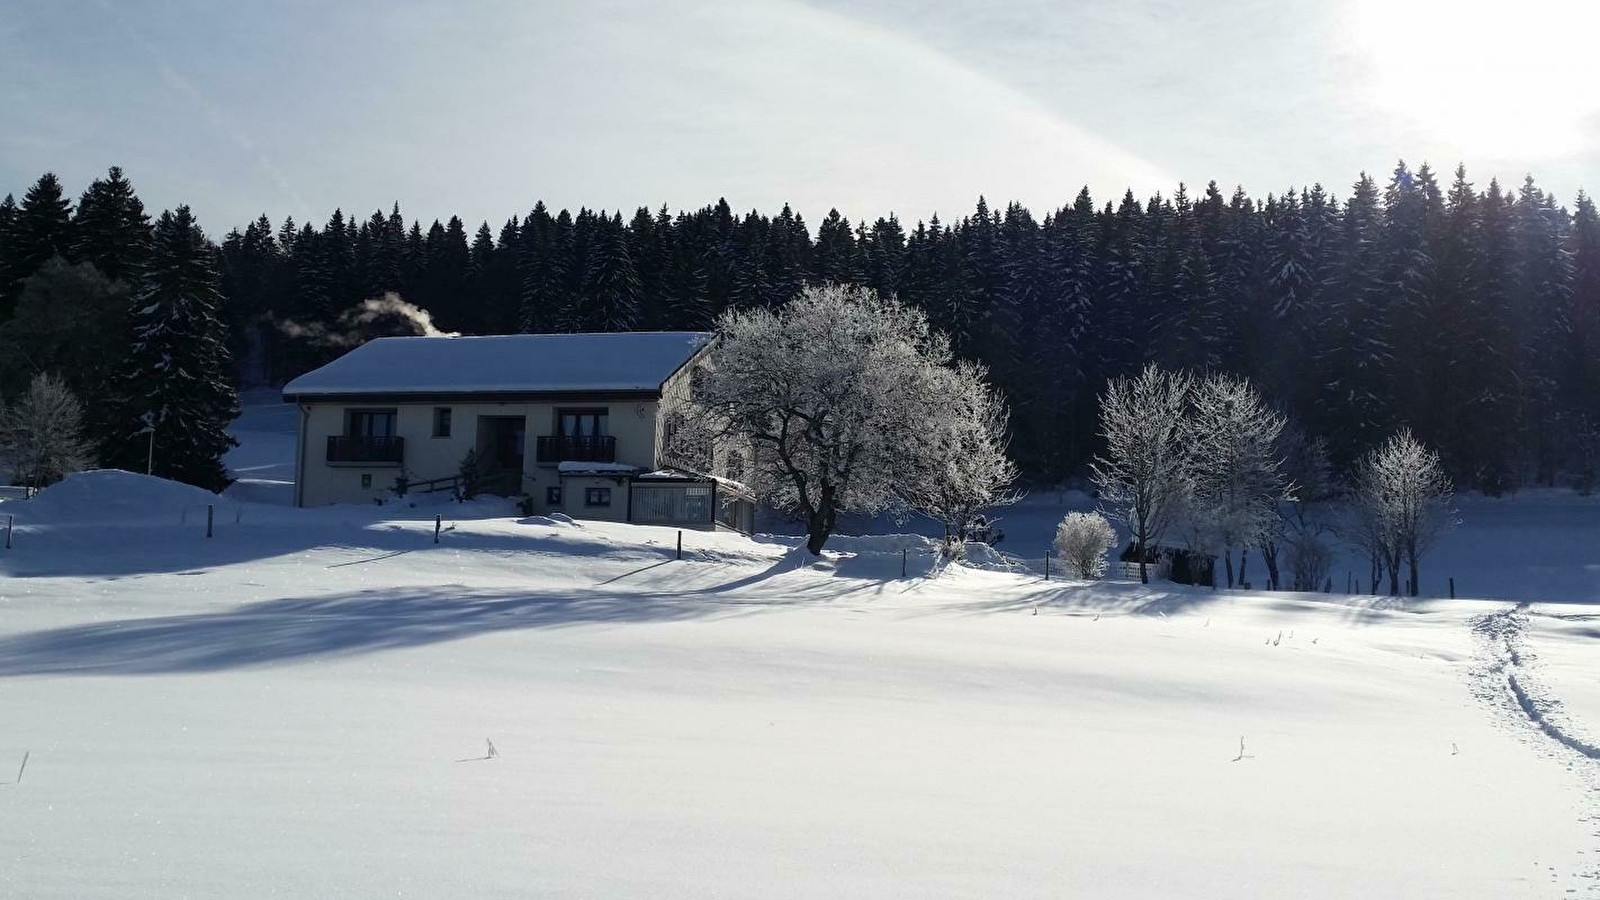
[297, 399, 662, 508]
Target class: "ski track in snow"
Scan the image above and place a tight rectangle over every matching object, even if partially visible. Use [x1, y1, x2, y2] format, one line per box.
[1471, 604, 1600, 895]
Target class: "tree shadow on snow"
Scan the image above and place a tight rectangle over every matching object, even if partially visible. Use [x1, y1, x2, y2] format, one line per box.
[0, 512, 693, 579]
[0, 583, 790, 677]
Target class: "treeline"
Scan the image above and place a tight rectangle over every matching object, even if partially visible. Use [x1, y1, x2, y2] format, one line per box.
[0, 169, 237, 488]
[3, 162, 1599, 493]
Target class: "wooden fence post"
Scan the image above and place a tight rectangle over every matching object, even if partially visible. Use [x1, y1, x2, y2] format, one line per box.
[901, 548, 907, 578]
[677, 530, 683, 560]
[1044, 550, 1051, 581]
[206, 504, 214, 538]
[1449, 577, 1455, 599]
[4, 514, 11, 550]
[434, 515, 442, 545]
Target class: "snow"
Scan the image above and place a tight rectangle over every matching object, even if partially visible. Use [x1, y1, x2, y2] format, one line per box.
[280, 331, 712, 398]
[557, 460, 643, 475]
[222, 387, 298, 505]
[17, 469, 223, 523]
[2, 415, 1600, 896]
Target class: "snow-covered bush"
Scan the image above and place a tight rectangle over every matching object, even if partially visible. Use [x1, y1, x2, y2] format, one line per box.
[1054, 511, 1116, 579]
[0, 372, 93, 489]
[1091, 364, 1192, 584]
[680, 283, 1016, 555]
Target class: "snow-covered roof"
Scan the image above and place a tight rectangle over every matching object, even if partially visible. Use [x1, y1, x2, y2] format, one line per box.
[282, 332, 713, 399]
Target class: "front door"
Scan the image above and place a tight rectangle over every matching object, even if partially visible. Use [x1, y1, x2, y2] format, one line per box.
[477, 416, 526, 476]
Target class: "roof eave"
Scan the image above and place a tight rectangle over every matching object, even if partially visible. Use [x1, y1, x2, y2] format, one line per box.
[280, 388, 665, 405]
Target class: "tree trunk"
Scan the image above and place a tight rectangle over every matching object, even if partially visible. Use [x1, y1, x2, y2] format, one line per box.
[805, 514, 833, 555]
[1406, 547, 1420, 597]
[1224, 548, 1235, 589]
[803, 485, 837, 556]
[1261, 542, 1280, 591]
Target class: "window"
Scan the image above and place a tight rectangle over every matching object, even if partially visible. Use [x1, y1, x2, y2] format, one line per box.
[346, 409, 396, 438]
[432, 407, 452, 438]
[546, 486, 562, 505]
[585, 487, 612, 507]
[557, 409, 609, 439]
[360, 474, 372, 489]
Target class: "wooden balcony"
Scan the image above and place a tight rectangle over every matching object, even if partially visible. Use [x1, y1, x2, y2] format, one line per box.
[327, 435, 404, 466]
[535, 435, 617, 464]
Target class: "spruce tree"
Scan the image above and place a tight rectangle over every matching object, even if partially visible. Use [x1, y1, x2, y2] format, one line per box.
[71, 166, 151, 284]
[578, 213, 642, 331]
[3, 173, 75, 318]
[518, 202, 567, 333]
[101, 206, 239, 489]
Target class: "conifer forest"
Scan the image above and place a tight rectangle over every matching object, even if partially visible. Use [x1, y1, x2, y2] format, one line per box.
[3, 161, 1597, 492]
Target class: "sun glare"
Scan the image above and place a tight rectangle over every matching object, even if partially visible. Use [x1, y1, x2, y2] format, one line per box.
[1353, 0, 1600, 159]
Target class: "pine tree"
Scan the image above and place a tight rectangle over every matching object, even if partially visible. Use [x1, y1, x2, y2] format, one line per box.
[101, 206, 239, 489]
[1512, 175, 1575, 484]
[463, 221, 497, 333]
[1470, 178, 1522, 492]
[576, 212, 642, 331]
[812, 209, 859, 285]
[518, 202, 567, 333]
[71, 166, 151, 283]
[3, 173, 75, 318]
[1317, 172, 1389, 467]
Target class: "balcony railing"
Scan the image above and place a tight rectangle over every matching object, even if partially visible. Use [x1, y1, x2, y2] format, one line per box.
[327, 435, 404, 466]
[536, 434, 617, 464]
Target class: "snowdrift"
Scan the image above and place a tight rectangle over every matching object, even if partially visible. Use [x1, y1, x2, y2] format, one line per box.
[20, 470, 224, 524]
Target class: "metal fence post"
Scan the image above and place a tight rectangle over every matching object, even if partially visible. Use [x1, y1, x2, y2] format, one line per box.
[206, 504, 214, 538]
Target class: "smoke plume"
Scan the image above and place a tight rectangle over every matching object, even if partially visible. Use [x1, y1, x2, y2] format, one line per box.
[275, 292, 458, 348]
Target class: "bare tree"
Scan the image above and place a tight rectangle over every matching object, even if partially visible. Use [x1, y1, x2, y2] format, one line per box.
[1091, 364, 1193, 584]
[1272, 428, 1339, 592]
[903, 360, 1020, 555]
[1054, 511, 1117, 579]
[1186, 373, 1289, 588]
[682, 283, 1014, 555]
[1346, 429, 1455, 596]
[1, 372, 94, 490]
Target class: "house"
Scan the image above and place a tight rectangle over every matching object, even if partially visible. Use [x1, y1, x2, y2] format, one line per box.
[281, 331, 755, 530]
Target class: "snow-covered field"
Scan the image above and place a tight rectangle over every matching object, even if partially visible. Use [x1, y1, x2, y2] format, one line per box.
[2, 397, 1600, 898]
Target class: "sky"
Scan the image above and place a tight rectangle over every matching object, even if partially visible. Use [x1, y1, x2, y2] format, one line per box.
[2, 0, 1598, 236]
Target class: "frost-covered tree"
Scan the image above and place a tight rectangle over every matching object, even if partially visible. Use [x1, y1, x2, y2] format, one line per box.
[1186, 373, 1289, 588]
[1, 372, 93, 489]
[902, 359, 1020, 553]
[101, 206, 239, 490]
[1054, 510, 1117, 579]
[682, 283, 1010, 555]
[1091, 364, 1192, 584]
[1349, 429, 1455, 596]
